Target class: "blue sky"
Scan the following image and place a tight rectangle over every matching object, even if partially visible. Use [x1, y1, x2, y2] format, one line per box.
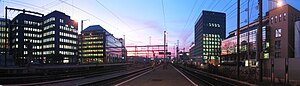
[1, 0, 300, 52]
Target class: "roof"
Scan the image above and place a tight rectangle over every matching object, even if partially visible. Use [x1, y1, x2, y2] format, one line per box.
[82, 25, 105, 32]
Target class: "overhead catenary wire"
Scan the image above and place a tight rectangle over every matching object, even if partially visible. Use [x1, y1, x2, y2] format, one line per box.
[2, 0, 51, 13]
[59, 0, 124, 35]
[221, 0, 233, 11]
[211, 0, 221, 10]
[180, 0, 198, 38]
[61, 0, 151, 45]
[180, 0, 205, 43]
[161, 0, 166, 30]
[182, 0, 228, 47]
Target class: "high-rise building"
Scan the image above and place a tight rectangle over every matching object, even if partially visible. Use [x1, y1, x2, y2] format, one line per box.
[43, 11, 78, 64]
[80, 25, 125, 64]
[192, 11, 226, 65]
[9, 10, 78, 65]
[10, 13, 43, 66]
[0, 18, 9, 54]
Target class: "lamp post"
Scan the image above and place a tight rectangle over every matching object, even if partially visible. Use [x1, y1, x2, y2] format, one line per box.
[79, 19, 89, 64]
[237, 0, 241, 80]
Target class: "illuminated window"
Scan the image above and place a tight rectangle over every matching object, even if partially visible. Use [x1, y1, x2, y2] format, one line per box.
[275, 28, 282, 37]
[271, 17, 274, 24]
[60, 19, 64, 23]
[279, 14, 282, 22]
[283, 12, 287, 21]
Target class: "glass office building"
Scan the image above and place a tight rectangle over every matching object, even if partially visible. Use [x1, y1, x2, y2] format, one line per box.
[80, 25, 125, 64]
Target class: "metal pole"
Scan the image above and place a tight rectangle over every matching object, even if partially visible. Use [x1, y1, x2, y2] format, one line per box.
[177, 40, 179, 62]
[164, 31, 166, 61]
[123, 35, 126, 62]
[237, 0, 241, 80]
[4, 6, 7, 67]
[257, 0, 263, 82]
[80, 20, 83, 64]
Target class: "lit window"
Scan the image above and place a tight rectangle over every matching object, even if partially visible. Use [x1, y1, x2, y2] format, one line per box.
[283, 12, 287, 21]
[271, 17, 274, 24]
[275, 28, 282, 37]
[279, 14, 282, 22]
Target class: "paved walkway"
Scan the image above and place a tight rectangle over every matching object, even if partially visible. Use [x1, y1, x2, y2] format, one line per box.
[120, 64, 196, 86]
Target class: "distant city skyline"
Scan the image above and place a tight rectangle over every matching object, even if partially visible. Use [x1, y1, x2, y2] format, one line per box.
[1, 0, 300, 52]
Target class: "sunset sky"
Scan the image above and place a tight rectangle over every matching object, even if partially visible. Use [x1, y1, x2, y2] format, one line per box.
[1, 0, 300, 53]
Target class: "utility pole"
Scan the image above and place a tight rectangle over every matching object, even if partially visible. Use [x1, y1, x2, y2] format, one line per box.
[164, 31, 166, 61]
[257, 0, 263, 82]
[177, 40, 179, 62]
[237, 0, 241, 80]
[148, 36, 151, 58]
[4, 7, 7, 67]
[80, 19, 88, 64]
[123, 35, 126, 62]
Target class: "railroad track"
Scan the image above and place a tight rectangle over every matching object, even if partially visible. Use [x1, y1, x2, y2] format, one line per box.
[174, 64, 256, 86]
[0, 64, 146, 85]
[80, 64, 161, 86]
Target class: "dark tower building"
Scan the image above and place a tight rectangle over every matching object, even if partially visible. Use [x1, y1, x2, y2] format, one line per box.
[10, 13, 43, 66]
[193, 11, 226, 65]
[10, 10, 78, 65]
[43, 11, 78, 64]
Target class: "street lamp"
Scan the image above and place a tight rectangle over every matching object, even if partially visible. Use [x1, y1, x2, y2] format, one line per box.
[79, 19, 89, 64]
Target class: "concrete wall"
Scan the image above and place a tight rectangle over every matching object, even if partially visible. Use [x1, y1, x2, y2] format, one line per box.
[266, 58, 300, 80]
[295, 21, 300, 58]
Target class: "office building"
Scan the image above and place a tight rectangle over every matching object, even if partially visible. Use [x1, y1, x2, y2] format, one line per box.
[192, 11, 226, 65]
[0, 18, 9, 54]
[80, 25, 125, 64]
[43, 11, 78, 64]
[10, 13, 43, 66]
[9, 10, 78, 65]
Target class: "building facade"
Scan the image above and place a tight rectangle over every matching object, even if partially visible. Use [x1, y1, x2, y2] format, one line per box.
[221, 18, 269, 66]
[192, 11, 226, 65]
[9, 10, 78, 65]
[43, 11, 78, 64]
[221, 4, 300, 66]
[80, 25, 125, 64]
[268, 4, 300, 59]
[10, 13, 43, 66]
[0, 18, 9, 54]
